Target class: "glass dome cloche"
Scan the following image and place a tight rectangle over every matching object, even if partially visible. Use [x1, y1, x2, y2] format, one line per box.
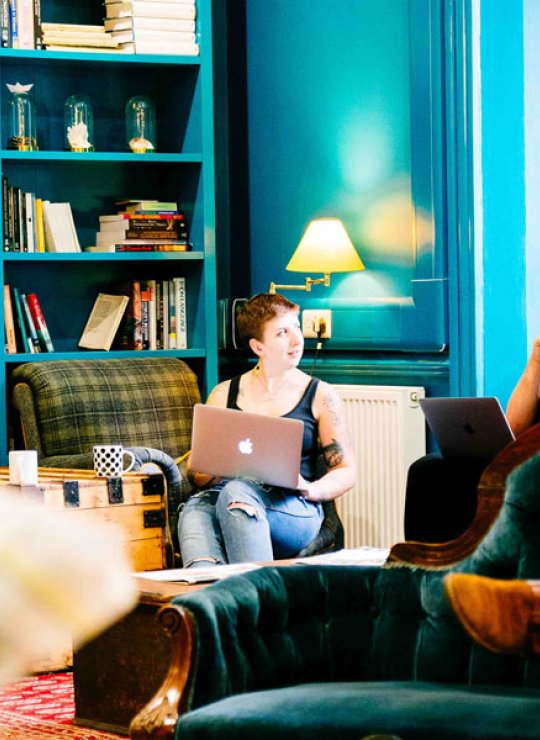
[125, 95, 156, 153]
[64, 94, 95, 152]
[6, 82, 38, 151]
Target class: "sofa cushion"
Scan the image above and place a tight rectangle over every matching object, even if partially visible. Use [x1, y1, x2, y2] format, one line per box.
[176, 681, 540, 740]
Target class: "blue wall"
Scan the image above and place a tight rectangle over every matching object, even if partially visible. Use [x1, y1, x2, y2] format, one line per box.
[235, 0, 449, 396]
[225, 1, 533, 406]
[246, 0, 414, 303]
[524, 0, 540, 348]
[478, 2, 527, 406]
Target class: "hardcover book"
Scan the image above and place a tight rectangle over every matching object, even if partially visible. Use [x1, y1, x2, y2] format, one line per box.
[79, 293, 129, 351]
[15, 0, 35, 49]
[133, 40, 199, 56]
[104, 16, 196, 32]
[3, 285, 17, 353]
[42, 201, 81, 253]
[20, 293, 41, 352]
[11, 286, 30, 353]
[110, 29, 196, 44]
[116, 199, 179, 212]
[26, 292, 55, 352]
[173, 276, 187, 349]
[105, 3, 197, 22]
[114, 244, 190, 252]
[113, 280, 143, 350]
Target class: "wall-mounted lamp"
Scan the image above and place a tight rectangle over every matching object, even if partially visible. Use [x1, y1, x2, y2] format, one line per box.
[268, 218, 365, 293]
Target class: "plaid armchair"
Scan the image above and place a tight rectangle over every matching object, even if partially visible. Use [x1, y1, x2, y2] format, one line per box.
[11, 357, 201, 566]
[11, 357, 200, 468]
[10, 357, 343, 562]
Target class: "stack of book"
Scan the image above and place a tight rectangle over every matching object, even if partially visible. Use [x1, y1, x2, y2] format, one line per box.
[4, 286, 54, 354]
[2, 176, 80, 253]
[104, 0, 199, 56]
[91, 200, 190, 252]
[41, 23, 133, 53]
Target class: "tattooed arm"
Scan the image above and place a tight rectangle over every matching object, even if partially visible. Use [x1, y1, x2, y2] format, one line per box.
[298, 381, 356, 502]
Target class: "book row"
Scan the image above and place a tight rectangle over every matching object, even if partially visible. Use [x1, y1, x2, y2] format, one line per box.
[2, 183, 195, 253]
[4, 277, 189, 355]
[2, 177, 81, 253]
[0, 0, 42, 50]
[80, 277, 188, 352]
[4, 285, 54, 354]
[1, 0, 199, 54]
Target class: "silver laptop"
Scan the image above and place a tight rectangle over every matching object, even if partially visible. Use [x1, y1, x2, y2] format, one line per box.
[189, 404, 304, 489]
[419, 397, 515, 462]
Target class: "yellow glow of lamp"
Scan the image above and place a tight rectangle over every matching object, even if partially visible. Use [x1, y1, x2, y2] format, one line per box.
[269, 218, 365, 293]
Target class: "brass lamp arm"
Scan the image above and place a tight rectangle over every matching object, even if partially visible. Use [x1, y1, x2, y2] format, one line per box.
[268, 274, 331, 294]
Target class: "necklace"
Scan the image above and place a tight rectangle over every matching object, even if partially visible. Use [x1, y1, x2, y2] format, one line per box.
[252, 364, 289, 397]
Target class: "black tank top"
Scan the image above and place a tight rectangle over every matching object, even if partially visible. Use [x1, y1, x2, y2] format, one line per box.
[226, 375, 320, 482]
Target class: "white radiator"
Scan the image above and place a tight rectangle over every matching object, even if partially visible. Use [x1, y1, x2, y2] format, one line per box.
[334, 384, 426, 549]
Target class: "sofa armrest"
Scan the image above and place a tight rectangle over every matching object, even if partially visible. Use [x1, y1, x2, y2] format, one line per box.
[12, 381, 43, 457]
[40, 452, 95, 469]
[130, 604, 196, 740]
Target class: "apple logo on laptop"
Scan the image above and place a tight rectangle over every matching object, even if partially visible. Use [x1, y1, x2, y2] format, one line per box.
[238, 438, 253, 455]
[464, 422, 475, 435]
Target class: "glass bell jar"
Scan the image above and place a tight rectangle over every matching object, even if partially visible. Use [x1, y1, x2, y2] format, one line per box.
[6, 82, 38, 151]
[64, 94, 95, 152]
[125, 95, 156, 153]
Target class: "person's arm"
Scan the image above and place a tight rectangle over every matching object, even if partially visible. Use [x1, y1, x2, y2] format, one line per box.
[186, 380, 230, 489]
[506, 337, 540, 436]
[299, 381, 356, 502]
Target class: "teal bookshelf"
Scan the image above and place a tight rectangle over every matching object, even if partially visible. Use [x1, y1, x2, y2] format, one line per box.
[0, 0, 220, 463]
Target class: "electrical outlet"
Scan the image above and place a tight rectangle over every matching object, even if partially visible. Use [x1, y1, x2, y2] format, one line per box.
[302, 309, 332, 339]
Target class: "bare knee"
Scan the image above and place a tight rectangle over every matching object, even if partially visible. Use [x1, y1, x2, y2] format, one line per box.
[227, 501, 260, 520]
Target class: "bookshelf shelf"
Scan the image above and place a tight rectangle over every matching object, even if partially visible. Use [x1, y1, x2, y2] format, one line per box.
[3, 251, 205, 262]
[0, 0, 220, 463]
[5, 348, 207, 362]
[0, 49, 201, 66]
[0, 151, 203, 163]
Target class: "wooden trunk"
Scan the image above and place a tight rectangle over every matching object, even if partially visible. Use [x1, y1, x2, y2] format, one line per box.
[0, 467, 167, 672]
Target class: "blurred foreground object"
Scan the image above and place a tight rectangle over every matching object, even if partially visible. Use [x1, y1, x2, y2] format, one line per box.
[0, 491, 137, 686]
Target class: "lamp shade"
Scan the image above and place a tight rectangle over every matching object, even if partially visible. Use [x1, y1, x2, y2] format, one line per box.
[286, 218, 364, 274]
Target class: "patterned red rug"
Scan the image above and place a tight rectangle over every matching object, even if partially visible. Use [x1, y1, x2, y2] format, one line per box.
[0, 672, 123, 739]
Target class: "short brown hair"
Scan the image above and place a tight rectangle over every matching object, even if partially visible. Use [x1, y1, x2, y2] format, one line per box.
[236, 293, 299, 343]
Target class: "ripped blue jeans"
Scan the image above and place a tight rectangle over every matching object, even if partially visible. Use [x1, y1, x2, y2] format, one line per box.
[178, 479, 323, 566]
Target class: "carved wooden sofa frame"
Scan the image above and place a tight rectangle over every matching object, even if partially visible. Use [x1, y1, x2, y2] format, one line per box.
[128, 422, 540, 739]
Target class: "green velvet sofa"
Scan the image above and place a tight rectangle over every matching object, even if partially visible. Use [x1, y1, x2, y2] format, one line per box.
[131, 451, 540, 740]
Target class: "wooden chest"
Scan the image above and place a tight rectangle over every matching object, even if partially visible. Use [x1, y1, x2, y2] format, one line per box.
[0, 466, 167, 672]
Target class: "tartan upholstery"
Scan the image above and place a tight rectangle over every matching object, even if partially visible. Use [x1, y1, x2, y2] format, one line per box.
[11, 358, 201, 464]
[11, 357, 341, 562]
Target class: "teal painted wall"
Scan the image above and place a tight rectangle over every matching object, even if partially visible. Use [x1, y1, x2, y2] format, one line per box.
[524, 0, 540, 348]
[240, 0, 448, 362]
[223, 1, 534, 409]
[478, 1, 527, 406]
[246, 0, 414, 304]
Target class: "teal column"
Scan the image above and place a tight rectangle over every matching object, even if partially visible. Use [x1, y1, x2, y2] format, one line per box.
[478, 0, 526, 406]
[524, 0, 540, 347]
